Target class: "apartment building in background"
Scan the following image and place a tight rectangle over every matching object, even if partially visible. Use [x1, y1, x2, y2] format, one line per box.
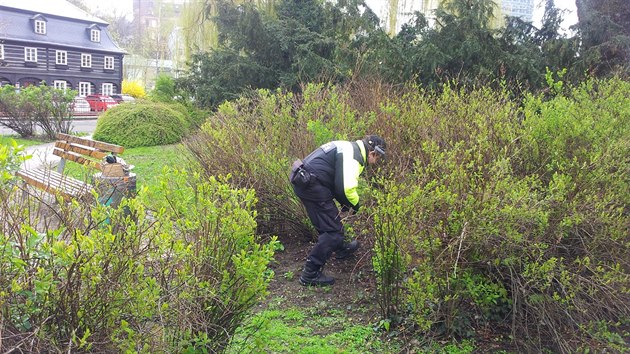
[500, 0, 535, 22]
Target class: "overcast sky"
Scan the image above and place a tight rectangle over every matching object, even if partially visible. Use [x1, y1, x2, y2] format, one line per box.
[83, 0, 578, 32]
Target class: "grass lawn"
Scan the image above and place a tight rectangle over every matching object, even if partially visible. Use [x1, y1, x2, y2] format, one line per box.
[0, 135, 50, 147]
[114, 144, 189, 187]
[227, 298, 401, 354]
[61, 143, 188, 189]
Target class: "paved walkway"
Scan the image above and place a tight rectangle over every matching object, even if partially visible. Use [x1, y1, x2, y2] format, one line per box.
[21, 141, 60, 170]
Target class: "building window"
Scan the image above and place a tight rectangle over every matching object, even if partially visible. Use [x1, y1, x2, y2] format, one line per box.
[79, 82, 91, 97]
[24, 47, 38, 62]
[102, 83, 114, 96]
[0, 44, 4, 60]
[91, 29, 100, 42]
[81, 53, 92, 68]
[34, 20, 46, 34]
[104, 56, 114, 70]
[54, 80, 67, 92]
[56, 50, 67, 65]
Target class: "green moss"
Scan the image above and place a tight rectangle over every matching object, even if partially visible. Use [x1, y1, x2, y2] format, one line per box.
[92, 101, 189, 148]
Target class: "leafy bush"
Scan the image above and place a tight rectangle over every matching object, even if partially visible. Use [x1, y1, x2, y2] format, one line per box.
[122, 80, 146, 98]
[0, 139, 26, 188]
[183, 76, 629, 352]
[149, 73, 176, 102]
[367, 77, 630, 352]
[24, 84, 75, 139]
[0, 85, 36, 137]
[0, 84, 74, 139]
[93, 100, 190, 147]
[0, 168, 277, 352]
[183, 83, 385, 239]
[144, 170, 279, 351]
[184, 89, 313, 239]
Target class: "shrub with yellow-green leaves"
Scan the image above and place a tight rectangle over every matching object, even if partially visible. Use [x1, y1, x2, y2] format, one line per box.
[0, 167, 277, 352]
[369, 77, 629, 352]
[183, 76, 629, 352]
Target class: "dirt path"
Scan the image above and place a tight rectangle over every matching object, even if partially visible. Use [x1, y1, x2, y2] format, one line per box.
[265, 235, 381, 324]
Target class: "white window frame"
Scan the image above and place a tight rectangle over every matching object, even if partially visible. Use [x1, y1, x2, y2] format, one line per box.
[24, 47, 38, 62]
[78, 82, 91, 97]
[104, 56, 114, 70]
[90, 29, 100, 42]
[53, 80, 67, 92]
[102, 83, 114, 96]
[0, 44, 4, 60]
[34, 20, 46, 34]
[56, 50, 67, 65]
[81, 53, 92, 68]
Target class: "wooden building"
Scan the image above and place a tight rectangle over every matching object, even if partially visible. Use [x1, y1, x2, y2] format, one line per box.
[0, 0, 125, 96]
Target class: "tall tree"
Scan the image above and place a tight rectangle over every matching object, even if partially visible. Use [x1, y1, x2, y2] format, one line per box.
[575, 0, 630, 76]
[411, 0, 505, 86]
[178, 0, 379, 108]
[67, 0, 90, 12]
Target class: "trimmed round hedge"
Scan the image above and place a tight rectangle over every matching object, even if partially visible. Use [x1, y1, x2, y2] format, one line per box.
[92, 101, 189, 148]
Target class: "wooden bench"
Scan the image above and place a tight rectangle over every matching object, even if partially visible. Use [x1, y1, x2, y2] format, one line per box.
[17, 133, 125, 201]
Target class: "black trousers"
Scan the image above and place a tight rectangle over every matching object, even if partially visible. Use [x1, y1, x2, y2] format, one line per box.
[299, 197, 345, 267]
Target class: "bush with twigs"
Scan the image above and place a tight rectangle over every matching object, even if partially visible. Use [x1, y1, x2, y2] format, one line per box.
[183, 76, 629, 352]
[0, 156, 277, 352]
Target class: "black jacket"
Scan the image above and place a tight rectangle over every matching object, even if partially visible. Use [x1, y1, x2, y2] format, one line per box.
[293, 140, 367, 210]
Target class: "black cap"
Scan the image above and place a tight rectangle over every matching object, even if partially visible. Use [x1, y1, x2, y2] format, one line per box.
[364, 135, 386, 156]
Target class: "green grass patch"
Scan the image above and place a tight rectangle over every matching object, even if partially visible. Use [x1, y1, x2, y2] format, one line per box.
[0, 135, 50, 147]
[63, 143, 188, 190]
[226, 299, 400, 353]
[116, 144, 189, 187]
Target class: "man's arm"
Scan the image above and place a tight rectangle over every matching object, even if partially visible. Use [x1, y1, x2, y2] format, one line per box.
[334, 143, 363, 210]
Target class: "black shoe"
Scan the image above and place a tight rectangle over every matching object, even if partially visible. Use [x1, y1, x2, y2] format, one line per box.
[335, 240, 360, 259]
[299, 261, 335, 286]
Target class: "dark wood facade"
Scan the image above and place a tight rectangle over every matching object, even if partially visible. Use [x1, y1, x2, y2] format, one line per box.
[0, 1, 125, 96]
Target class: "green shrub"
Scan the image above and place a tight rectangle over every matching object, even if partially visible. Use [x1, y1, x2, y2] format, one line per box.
[0, 85, 35, 137]
[143, 169, 279, 352]
[183, 83, 386, 239]
[0, 138, 26, 188]
[92, 100, 189, 147]
[149, 73, 176, 103]
[184, 88, 315, 239]
[0, 168, 277, 352]
[23, 84, 76, 140]
[368, 77, 630, 351]
[183, 76, 629, 352]
[0, 84, 74, 139]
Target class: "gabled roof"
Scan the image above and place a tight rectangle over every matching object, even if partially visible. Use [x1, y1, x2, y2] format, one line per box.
[30, 14, 48, 21]
[0, 0, 125, 54]
[0, 0, 106, 24]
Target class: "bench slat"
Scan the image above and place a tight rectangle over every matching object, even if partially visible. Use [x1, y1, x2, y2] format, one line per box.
[24, 168, 91, 191]
[57, 133, 124, 154]
[19, 169, 92, 194]
[17, 169, 92, 201]
[53, 149, 103, 171]
[54, 141, 109, 160]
